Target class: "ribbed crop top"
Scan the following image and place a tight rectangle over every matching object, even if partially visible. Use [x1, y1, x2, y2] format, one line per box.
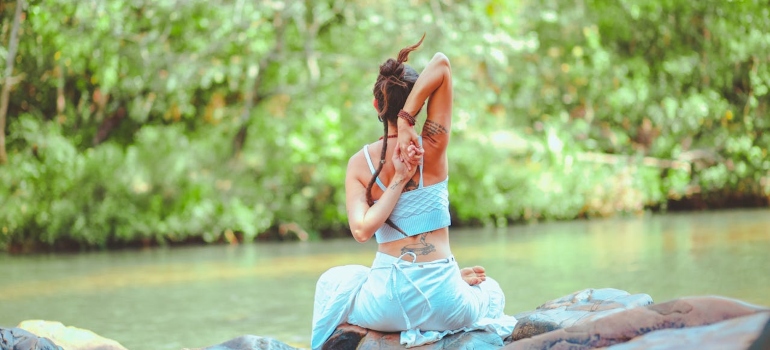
[363, 137, 452, 243]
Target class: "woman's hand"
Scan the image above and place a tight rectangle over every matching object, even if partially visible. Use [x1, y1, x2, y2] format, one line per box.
[397, 122, 423, 170]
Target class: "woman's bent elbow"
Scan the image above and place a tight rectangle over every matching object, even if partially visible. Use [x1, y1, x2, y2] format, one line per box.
[432, 52, 450, 67]
[351, 228, 372, 243]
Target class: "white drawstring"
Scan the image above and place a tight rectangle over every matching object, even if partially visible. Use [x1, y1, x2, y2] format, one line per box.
[386, 252, 433, 329]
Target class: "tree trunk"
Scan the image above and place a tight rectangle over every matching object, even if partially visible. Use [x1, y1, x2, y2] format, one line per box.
[232, 11, 286, 158]
[0, 0, 24, 165]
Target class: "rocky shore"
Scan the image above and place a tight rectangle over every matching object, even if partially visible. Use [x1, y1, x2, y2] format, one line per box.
[2, 288, 768, 350]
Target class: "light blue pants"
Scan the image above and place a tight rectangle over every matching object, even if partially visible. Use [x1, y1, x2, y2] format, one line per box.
[347, 252, 491, 332]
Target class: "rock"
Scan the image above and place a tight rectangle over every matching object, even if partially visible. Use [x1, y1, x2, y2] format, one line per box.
[321, 323, 504, 350]
[183, 290, 770, 350]
[510, 288, 653, 341]
[193, 335, 299, 350]
[503, 296, 770, 349]
[605, 312, 770, 350]
[0, 326, 63, 350]
[749, 314, 770, 350]
[319, 288, 653, 349]
[322, 323, 369, 350]
[17, 320, 127, 350]
[420, 330, 502, 350]
[17, 320, 126, 350]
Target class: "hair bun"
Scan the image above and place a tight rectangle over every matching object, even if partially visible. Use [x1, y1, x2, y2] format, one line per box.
[379, 59, 405, 78]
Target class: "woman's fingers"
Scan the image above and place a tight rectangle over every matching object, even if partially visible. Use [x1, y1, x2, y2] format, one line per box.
[406, 144, 424, 166]
[396, 129, 424, 172]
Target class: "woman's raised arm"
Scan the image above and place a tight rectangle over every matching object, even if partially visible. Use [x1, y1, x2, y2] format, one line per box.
[396, 52, 453, 159]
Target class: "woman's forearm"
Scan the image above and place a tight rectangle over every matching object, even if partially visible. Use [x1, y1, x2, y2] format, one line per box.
[399, 52, 451, 127]
[351, 175, 409, 242]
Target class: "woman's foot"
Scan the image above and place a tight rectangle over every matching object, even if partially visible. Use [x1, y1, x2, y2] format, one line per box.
[460, 266, 486, 286]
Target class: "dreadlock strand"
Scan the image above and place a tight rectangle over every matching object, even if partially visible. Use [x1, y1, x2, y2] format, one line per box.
[397, 33, 425, 63]
[364, 122, 410, 237]
[378, 82, 390, 118]
[365, 120, 389, 207]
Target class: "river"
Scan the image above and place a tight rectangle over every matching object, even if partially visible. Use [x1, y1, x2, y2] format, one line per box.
[1, 209, 769, 349]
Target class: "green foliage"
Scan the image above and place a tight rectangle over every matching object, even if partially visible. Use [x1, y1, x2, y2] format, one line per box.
[1, 0, 769, 250]
[0, 115, 272, 249]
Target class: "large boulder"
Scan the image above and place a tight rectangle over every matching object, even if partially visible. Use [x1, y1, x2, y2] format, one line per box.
[317, 289, 770, 350]
[503, 296, 770, 349]
[510, 288, 653, 341]
[605, 312, 770, 350]
[322, 323, 504, 350]
[16, 320, 127, 350]
[318, 288, 653, 349]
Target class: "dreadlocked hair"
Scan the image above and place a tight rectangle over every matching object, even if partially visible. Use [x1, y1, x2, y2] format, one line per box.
[366, 34, 425, 236]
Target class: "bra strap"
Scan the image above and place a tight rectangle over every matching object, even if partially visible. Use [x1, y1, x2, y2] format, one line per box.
[418, 136, 424, 188]
[363, 145, 387, 191]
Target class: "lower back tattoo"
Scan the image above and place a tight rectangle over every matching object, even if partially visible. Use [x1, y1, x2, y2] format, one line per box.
[400, 232, 436, 256]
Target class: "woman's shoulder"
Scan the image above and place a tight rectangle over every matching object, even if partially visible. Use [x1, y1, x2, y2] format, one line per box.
[347, 143, 377, 171]
[347, 146, 364, 166]
[346, 143, 384, 186]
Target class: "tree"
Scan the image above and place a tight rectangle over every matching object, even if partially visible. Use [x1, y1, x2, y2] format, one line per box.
[0, 0, 24, 164]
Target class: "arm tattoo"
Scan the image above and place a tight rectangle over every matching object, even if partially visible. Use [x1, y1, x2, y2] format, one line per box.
[400, 232, 436, 256]
[423, 120, 448, 143]
[389, 179, 402, 190]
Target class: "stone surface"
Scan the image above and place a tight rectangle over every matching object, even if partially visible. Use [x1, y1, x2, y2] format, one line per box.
[193, 335, 299, 350]
[17, 320, 126, 350]
[322, 323, 369, 350]
[605, 312, 770, 350]
[0, 326, 62, 350]
[322, 323, 504, 350]
[503, 296, 770, 350]
[510, 288, 654, 341]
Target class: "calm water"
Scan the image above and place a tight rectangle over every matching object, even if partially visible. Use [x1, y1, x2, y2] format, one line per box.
[1, 209, 769, 350]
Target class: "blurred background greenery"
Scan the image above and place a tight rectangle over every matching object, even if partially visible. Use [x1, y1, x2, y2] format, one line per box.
[1, 0, 768, 252]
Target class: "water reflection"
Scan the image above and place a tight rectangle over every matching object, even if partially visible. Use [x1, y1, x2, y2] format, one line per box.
[0, 209, 768, 349]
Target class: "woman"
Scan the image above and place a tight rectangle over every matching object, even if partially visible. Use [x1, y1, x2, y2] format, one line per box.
[311, 36, 515, 349]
